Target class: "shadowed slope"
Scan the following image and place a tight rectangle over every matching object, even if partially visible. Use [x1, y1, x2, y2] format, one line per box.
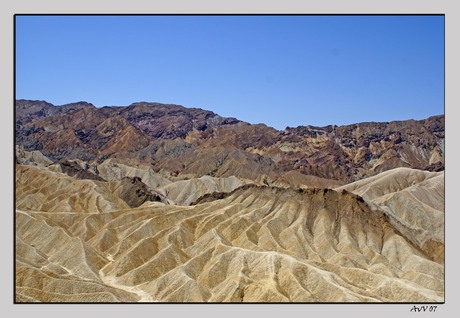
[272, 170, 345, 189]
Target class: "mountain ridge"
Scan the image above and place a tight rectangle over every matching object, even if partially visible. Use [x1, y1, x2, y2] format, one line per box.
[15, 99, 444, 183]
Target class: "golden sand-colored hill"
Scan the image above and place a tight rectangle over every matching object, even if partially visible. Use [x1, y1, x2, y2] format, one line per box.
[336, 168, 444, 263]
[16, 165, 129, 213]
[155, 175, 249, 205]
[15, 164, 443, 302]
[96, 159, 171, 189]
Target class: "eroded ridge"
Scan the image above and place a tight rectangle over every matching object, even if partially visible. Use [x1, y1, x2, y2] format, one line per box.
[16, 180, 444, 302]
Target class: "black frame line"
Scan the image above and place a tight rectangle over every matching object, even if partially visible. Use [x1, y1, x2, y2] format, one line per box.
[13, 13, 446, 305]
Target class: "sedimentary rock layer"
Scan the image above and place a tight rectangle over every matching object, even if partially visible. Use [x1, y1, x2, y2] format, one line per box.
[15, 100, 444, 183]
[15, 167, 444, 302]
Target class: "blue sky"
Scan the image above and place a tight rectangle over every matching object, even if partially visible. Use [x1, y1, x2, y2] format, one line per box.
[15, 15, 444, 130]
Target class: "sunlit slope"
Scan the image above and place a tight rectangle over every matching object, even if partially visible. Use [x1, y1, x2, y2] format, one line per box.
[97, 159, 171, 189]
[155, 175, 248, 205]
[16, 164, 129, 213]
[15, 210, 141, 302]
[336, 167, 444, 263]
[16, 181, 443, 302]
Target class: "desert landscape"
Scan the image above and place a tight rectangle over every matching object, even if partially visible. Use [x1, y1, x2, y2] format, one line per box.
[15, 99, 444, 302]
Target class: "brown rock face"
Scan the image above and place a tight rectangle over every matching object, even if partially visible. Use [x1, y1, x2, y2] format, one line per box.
[15, 100, 444, 183]
[118, 176, 162, 208]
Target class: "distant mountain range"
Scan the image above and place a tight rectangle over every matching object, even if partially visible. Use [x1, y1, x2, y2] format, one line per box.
[15, 99, 444, 184]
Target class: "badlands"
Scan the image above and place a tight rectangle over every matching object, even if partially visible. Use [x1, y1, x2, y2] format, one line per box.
[15, 100, 444, 302]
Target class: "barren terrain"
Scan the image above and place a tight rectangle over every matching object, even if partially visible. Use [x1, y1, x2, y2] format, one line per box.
[15, 100, 444, 302]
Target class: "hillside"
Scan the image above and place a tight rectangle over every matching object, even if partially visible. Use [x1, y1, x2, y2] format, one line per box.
[16, 178, 444, 302]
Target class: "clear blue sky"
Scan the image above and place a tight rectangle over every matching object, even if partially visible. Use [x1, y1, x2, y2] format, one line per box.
[15, 15, 444, 130]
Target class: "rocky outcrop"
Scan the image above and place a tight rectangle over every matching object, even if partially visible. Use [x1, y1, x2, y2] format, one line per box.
[15, 100, 95, 124]
[55, 160, 105, 181]
[118, 176, 162, 208]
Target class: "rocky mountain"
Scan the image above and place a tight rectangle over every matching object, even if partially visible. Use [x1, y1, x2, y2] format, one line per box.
[15, 99, 444, 183]
[14, 99, 445, 303]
